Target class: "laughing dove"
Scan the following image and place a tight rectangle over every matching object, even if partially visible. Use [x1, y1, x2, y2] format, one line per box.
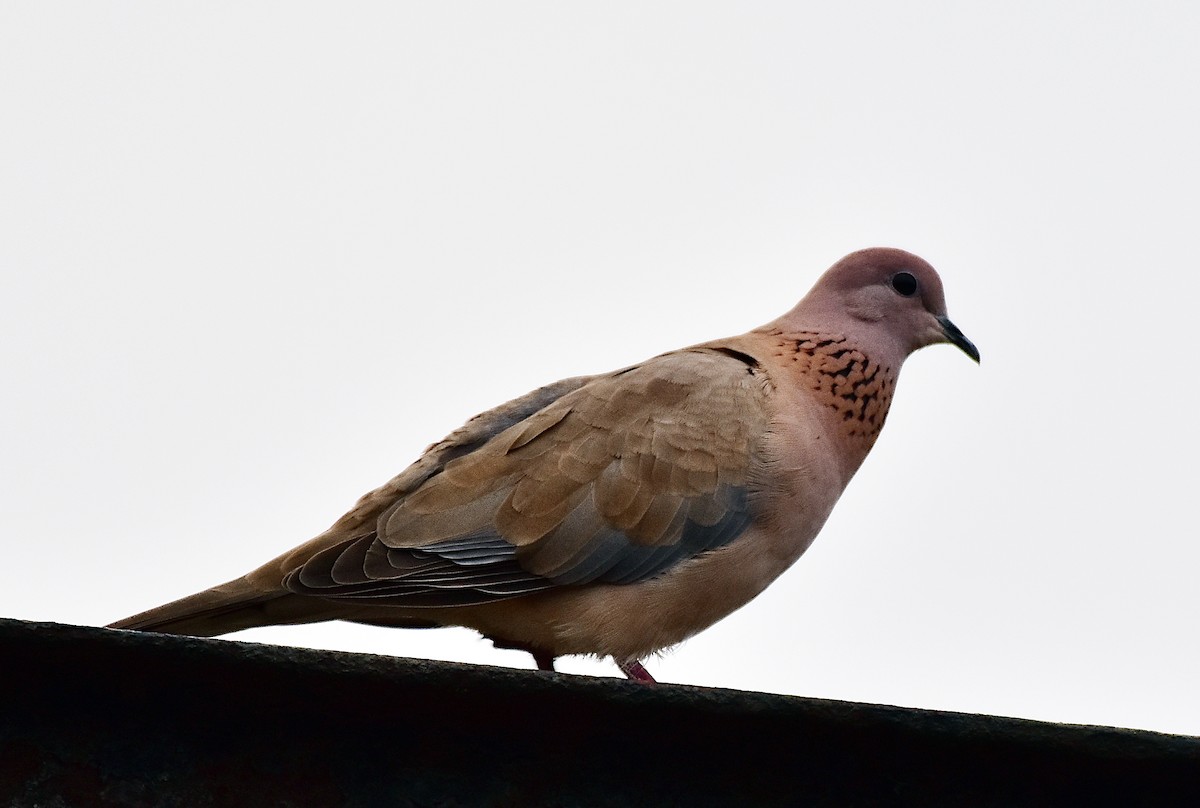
[109, 247, 979, 682]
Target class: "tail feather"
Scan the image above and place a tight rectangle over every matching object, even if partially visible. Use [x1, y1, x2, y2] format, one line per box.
[107, 577, 318, 638]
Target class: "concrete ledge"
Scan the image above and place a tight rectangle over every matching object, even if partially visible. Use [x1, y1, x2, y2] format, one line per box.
[1, 618, 1198, 806]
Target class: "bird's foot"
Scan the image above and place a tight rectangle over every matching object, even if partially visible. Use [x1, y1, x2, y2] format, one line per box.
[616, 658, 657, 683]
[489, 637, 557, 672]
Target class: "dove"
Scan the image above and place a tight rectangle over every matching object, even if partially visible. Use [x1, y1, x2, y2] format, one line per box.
[109, 247, 979, 683]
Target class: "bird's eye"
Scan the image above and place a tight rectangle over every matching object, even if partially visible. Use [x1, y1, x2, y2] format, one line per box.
[891, 272, 918, 297]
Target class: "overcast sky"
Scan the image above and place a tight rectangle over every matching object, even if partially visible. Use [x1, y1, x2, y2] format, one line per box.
[3, 3, 1198, 736]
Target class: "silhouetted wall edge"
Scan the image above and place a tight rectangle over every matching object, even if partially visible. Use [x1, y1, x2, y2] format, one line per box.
[1, 618, 1197, 806]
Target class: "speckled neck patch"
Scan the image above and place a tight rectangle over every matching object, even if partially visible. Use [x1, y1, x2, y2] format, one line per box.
[771, 331, 896, 443]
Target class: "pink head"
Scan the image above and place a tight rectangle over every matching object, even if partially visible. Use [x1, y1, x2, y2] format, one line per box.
[769, 247, 979, 365]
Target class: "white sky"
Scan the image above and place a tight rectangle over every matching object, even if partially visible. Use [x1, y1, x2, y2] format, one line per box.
[3, 3, 1198, 736]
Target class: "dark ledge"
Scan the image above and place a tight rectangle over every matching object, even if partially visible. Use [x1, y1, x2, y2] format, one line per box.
[1, 618, 1198, 807]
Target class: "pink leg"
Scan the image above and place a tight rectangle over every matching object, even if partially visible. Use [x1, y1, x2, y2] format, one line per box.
[616, 658, 657, 683]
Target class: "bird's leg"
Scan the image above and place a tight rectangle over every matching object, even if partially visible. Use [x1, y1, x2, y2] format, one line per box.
[489, 636, 557, 672]
[531, 649, 557, 672]
[616, 658, 657, 683]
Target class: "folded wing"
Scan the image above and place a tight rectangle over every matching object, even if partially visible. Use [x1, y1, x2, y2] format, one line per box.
[284, 347, 772, 607]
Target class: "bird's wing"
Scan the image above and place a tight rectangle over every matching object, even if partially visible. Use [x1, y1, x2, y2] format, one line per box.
[284, 346, 773, 607]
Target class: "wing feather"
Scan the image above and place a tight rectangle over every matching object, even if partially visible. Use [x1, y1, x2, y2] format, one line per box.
[284, 346, 773, 607]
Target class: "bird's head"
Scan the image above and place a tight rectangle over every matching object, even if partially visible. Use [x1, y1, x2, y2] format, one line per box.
[773, 247, 980, 365]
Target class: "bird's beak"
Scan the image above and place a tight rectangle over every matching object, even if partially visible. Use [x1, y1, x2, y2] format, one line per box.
[937, 316, 980, 363]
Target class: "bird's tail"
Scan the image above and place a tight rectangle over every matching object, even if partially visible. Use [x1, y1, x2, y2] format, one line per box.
[107, 577, 318, 638]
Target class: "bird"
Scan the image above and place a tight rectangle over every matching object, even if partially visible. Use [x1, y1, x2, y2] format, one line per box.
[109, 247, 979, 683]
